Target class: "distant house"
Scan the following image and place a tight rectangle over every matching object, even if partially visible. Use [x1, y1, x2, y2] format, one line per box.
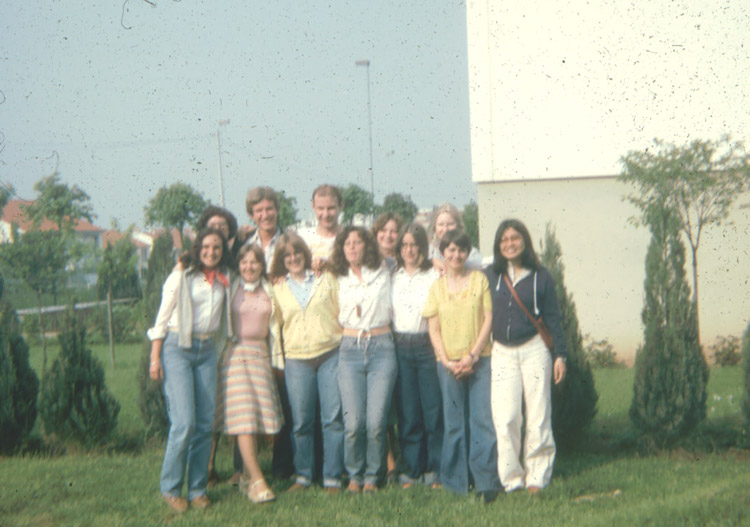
[0, 200, 103, 247]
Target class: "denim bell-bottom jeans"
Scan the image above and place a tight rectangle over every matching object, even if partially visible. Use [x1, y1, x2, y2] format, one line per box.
[437, 356, 500, 495]
[394, 332, 443, 485]
[337, 333, 397, 487]
[159, 332, 218, 501]
[285, 347, 344, 488]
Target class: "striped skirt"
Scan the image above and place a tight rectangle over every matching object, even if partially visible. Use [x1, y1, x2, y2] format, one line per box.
[215, 342, 284, 435]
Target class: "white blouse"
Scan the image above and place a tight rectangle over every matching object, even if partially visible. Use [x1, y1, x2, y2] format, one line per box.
[337, 264, 392, 331]
[147, 270, 226, 340]
[391, 267, 439, 334]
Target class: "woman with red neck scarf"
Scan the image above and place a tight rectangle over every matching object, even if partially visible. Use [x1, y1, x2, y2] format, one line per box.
[148, 227, 232, 513]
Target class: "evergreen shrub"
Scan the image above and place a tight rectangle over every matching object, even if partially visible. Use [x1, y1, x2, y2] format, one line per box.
[540, 225, 598, 450]
[629, 210, 708, 448]
[0, 301, 40, 454]
[39, 314, 120, 447]
[740, 322, 750, 444]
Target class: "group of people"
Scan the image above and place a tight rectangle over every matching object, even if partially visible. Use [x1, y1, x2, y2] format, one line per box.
[147, 184, 568, 513]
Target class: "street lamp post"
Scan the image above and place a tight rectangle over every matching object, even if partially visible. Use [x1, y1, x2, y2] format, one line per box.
[216, 119, 230, 207]
[355, 60, 374, 209]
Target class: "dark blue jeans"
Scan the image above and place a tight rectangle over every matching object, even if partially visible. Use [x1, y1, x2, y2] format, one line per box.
[394, 332, 443, 485]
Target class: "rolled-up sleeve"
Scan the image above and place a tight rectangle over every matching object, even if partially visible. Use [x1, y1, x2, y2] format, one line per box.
[146, 271, 182, 341]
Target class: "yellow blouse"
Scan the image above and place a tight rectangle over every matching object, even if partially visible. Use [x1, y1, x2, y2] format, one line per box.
[422, 270, 492, 360]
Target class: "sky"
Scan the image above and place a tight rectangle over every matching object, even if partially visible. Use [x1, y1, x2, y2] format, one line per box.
[0, 1, 475, 229]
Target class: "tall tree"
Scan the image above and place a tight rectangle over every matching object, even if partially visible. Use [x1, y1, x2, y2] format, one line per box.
[341, 184, 374, 225]
[277, 191, 299, 230]
[0, 228, 67, 379]
[540, 224, 598, 450]
[462, 200, 479, 248]
[23, 174, 94, 235]
[629, 208, 708, 449]
[620, 137, 750, 342]
[375, 192, 419, 224]
[144, 183, 206, 248]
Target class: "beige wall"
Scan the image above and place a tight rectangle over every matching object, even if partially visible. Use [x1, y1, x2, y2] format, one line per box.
[477, 177, 750, 363]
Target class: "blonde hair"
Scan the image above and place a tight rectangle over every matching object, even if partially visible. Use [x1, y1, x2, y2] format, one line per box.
[428, 203, 465, 241]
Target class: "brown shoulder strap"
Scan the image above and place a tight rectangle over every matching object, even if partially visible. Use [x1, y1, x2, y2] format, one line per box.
[502, 274, 545, 333]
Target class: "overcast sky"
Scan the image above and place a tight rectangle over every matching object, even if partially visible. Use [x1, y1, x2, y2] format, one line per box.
[1, 1, 475, 228]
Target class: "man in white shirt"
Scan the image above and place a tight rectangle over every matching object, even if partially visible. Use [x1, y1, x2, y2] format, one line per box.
[298, 184, 343, 272]
[243, 186, 283, 269]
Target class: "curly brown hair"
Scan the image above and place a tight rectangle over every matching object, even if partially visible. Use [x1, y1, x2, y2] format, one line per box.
[331, 226, 382, 276]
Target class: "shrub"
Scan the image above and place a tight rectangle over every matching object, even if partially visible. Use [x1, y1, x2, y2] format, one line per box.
[86, 304, 140, 344]
[584, 335, 623, 369]
[710, 335, 741, 367]
[0, 301, 39, 454]
[38, 313, 120, 447]
[740, 322, 750, 444]
[137, 341, 170, 438]
[540, 225, 598, 450]
[629, 210, 708, 449]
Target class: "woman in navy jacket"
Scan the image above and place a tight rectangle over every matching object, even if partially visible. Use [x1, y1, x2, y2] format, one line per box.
[485, 219, 567, 494]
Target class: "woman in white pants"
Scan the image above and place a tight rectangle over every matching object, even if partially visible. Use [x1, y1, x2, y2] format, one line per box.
[484, 219, 567, 494]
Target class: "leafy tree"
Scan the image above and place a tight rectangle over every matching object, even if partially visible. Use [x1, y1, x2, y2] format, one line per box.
[0, 299, 39, 454]
[38, 312, 120, 448]
[620, 137, 750, 342]
[0, 229, 67, 379]
[462, 200, 479, 248]
[278, 191, 299, 230]
[539, 224, 598, 450]
[375, 192, 419, 224]
[341, 184, 374, 225]
[144, 183, 206, 248]
[629, 208, 708, 449]
[23, 174, 94, 235]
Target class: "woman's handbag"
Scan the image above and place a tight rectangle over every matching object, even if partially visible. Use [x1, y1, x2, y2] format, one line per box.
[502, 274, 554, 351]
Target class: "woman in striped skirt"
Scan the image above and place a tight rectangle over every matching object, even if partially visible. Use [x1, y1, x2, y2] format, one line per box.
[215, 243, 284, 503]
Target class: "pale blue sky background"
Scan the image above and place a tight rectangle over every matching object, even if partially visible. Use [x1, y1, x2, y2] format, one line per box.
[1, 1, 474, 228]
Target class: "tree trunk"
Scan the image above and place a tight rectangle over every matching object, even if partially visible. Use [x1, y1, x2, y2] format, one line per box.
[107, 287, 115, 369]
[36, 288, 47, 381]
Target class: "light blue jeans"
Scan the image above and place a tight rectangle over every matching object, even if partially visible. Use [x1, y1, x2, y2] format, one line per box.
[160, 332, 218, 501]
[437, 356, 500, 495]
[337, 333, 397, 487]
[285, 347, 344, 488]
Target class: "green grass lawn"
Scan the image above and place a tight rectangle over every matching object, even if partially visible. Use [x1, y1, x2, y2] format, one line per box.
[2, 342, 749, 527]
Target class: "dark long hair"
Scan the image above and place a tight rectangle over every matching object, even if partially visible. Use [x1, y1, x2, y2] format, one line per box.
[189, 227, 231, 274]
[331, 226, 382, 276]
[395, 222, 433, 271]
[196, 206, 238, 241]
[492, 219, 539, 275]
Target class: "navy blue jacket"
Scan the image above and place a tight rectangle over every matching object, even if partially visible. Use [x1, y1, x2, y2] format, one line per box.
[484, 266, 567, 358]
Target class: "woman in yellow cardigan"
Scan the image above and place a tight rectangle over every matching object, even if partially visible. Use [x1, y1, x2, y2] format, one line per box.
[270, 232, 344, 492]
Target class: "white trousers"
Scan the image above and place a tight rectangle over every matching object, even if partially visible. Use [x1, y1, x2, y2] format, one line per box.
[490, 335, 555, 491]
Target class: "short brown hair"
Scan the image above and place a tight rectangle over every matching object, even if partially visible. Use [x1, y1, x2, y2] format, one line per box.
[269, 232, 312, 280]
[236, 242, 268, 280]
[246, 187, 280, 216]
[312, 184, 342, 206]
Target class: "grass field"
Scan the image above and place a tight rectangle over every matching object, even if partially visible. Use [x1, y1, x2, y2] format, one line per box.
[1, 342, 749, 527]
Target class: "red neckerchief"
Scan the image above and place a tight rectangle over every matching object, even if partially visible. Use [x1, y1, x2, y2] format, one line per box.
[203, 269, 229, 288]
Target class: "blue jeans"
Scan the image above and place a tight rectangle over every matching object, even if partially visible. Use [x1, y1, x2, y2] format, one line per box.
[337, 333, 397, 486]
[395, 333, 443, 485]
[285, 347, 344, 488]
[437, 356, 500, 495]
[160, 332, 218, 500]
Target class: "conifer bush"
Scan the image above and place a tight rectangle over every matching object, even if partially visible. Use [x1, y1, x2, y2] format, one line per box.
[740, 322, 750, 440]
[38, 314, 120, 447]
[136, 232, 173, 437]
[629, 210, 708, 448]
[540, 225, 598, 450]
[0, 301, 39, 454]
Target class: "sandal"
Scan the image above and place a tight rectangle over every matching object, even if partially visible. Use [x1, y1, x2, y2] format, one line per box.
[248, 480, 276, 504]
